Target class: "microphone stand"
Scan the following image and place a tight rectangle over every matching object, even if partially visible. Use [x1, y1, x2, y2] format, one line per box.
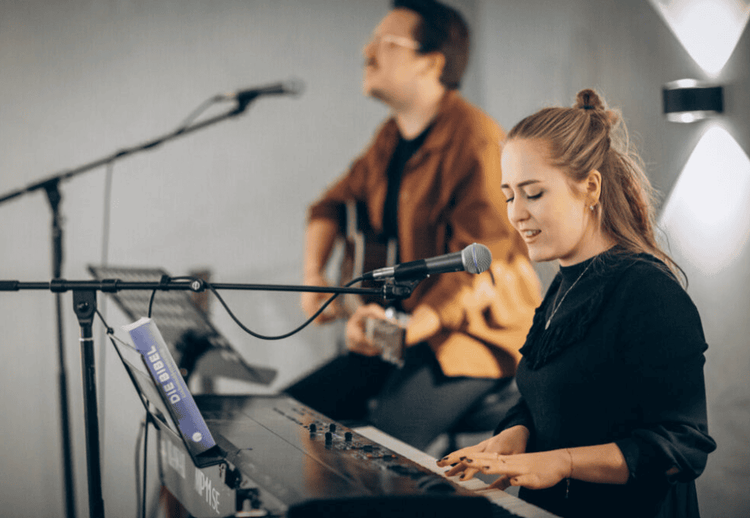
[0, 95, 269, 518]
[0, 277, 416, 518]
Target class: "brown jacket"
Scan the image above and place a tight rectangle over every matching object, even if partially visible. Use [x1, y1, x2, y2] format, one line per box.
[309, 91, 540, 378]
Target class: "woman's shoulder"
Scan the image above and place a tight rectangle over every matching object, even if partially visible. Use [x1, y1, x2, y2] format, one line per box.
[608, 252, 685, 299]
[606, 252, 707, 356]
[600, 250, 702, 329]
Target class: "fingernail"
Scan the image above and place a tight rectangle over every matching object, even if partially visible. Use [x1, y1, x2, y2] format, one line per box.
[440, 456, 449, 461]
[459, 474, 465, 480]
[459, 456, 466, 461]
[450, 463, 458, 467]
[465, 458, 473, 463]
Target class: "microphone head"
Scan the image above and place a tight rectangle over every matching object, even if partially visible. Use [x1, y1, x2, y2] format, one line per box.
[461, 243, 492, 274]
[223, 78, 305, 101]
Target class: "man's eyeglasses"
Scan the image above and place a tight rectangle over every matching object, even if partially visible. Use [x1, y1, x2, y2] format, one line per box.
[367, 33, 420, 51]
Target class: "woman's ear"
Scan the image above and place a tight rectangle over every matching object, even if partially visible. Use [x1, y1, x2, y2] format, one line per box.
[585, 169, 603, 206]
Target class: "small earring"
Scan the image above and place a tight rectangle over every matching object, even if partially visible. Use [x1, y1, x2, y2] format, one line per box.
[589, 205, 595, 212]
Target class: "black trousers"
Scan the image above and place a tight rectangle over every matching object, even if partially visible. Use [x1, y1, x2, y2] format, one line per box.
[283, 343, 499, 451]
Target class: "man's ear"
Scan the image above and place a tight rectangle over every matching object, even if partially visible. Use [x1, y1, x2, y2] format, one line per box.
[421, 51, 445, 82]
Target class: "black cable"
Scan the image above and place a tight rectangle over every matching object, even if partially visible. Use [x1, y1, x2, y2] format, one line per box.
[134, 419, 145, 518]
[95, 309, 147, 517]
[98, 161, 115, 448]
[144, 275, 364, 340]
[101, 161, 114, 265]
[203, 276, 364, 340]
[142, 415, 150, 518]
[96, 309, 152, 518]
[174, 95, 225, 134]
[148, 289, 157, 318]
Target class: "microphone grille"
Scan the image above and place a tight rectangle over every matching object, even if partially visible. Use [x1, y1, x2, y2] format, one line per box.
[462, 243, 492, 274]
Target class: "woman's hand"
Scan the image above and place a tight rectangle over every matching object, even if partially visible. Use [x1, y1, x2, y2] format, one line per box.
[458, 449, 571, 490]
[437, 425, 530, 490]
[344, 304, 389, 356]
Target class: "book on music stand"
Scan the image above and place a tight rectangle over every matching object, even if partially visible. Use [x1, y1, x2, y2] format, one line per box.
[116, 318, 224, 468]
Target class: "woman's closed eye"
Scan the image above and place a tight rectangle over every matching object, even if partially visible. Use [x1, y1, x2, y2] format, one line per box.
[503, 190, 543, 203]
[506, 192, 543, 203]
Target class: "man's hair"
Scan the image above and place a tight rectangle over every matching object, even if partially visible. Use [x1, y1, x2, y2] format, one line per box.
[392, 0, 470, 90]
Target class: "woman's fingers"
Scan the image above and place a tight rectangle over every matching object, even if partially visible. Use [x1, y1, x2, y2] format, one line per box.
[443, 463, 466, 477]
[457, 466, 480, 481]
[486, 475, 511, 491]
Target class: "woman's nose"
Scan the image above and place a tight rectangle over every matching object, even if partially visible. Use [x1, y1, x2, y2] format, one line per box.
[508, 198, 528, 226]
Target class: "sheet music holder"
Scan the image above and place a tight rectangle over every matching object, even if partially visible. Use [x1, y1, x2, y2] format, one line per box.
[88, 264, 277, 388]
[114, 324, 225, 469]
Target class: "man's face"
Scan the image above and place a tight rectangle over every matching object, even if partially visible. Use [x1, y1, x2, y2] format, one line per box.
[362, 8, 426, 107]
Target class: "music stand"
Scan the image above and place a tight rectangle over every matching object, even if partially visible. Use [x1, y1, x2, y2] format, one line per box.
[112, 330, 225, 469]
[88, 265, 277, 389]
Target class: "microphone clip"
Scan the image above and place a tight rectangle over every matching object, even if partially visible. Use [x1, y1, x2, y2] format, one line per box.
[381, 279, 420, 301]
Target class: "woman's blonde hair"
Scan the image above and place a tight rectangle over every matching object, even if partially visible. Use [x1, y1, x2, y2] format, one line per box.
[506, 88, 683, 280]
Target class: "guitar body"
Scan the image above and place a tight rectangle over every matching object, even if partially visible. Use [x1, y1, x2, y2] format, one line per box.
[339, 200, 398, 315]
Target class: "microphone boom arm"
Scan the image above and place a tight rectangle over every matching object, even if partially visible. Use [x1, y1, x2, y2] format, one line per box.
[0, 105, 250, 206]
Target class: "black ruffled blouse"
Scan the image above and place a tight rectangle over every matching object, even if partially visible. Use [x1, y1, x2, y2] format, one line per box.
[497, 249, 716, 518]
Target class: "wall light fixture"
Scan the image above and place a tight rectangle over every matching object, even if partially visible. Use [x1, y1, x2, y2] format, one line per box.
[663, 79, 724, 123]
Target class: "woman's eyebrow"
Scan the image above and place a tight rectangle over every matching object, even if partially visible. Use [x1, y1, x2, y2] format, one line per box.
[501, 179, 541, 189]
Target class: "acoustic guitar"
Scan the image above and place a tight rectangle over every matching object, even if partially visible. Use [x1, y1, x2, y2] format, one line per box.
[337, 200, 406, 366]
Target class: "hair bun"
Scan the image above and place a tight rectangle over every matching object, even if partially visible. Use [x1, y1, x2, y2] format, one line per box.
[575, 88, 604, 111]
[575, 88, 619, 127]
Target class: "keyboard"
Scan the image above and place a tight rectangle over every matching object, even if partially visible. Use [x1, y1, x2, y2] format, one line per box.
[157, 394, 558, 517]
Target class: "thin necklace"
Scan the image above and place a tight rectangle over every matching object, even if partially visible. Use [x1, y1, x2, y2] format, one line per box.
[545, 260, 595, 330]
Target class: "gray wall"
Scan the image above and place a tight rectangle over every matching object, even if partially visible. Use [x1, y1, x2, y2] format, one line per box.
[0, 1, 747, 516]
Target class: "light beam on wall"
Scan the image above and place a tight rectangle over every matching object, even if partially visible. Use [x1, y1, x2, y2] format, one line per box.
[660, 126, 750, 274]
[648, 0, 750, 76]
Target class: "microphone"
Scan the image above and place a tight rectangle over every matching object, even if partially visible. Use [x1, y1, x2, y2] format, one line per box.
[363, 243, 492, 281]
[223, 79, 305, 104]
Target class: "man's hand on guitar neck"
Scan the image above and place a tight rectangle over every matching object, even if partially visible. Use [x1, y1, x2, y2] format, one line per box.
[301, 273, 342, 324]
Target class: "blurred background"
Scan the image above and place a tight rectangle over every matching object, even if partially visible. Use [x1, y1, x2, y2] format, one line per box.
[0, 0, 748, 516]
